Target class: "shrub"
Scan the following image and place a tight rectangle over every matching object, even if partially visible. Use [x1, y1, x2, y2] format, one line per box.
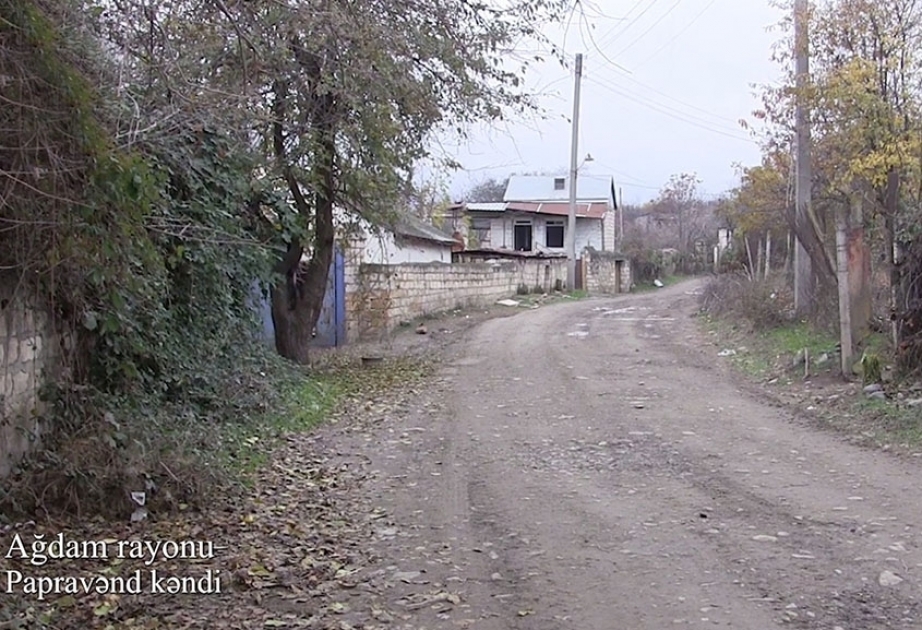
[700, 273, 793, 330]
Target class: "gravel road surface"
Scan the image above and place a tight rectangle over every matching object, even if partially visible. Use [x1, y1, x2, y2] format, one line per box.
[326, 279, 922, 629]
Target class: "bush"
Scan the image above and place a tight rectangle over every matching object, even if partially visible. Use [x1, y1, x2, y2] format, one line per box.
[700, 273, 794, 330]
[0, 2, 298, 520]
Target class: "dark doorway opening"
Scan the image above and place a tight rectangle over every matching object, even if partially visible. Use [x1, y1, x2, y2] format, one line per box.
[514, 222, 533, 251]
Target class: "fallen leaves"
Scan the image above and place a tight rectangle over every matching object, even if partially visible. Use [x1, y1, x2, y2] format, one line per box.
[0, 356, 451, 630]
[0, 437, 400, 629]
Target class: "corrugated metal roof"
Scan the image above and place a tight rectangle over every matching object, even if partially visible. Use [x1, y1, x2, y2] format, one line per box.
[504, 175, 617, 207]
[465, 202, 507, 212]
[505, 201, 608, 219]
[393, 214, 457, 245]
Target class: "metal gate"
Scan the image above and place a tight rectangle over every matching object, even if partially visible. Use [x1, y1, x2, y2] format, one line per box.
[253, 247, 346, 349]
[312, 247, 346, 347]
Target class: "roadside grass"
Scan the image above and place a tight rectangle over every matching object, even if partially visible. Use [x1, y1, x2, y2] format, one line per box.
[703, 314, 838, 380]
[218, 375, 344, 479]
[220, 356, 434, 482]
[853, 398, 922, 446]
[701, 297, 922, 451]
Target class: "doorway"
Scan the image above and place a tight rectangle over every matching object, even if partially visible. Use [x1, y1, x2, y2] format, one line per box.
[514, 221, 533, 251]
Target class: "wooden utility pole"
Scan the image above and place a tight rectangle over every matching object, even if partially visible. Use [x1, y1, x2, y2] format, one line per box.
[566, 53, 584, 291]
[794, 0, 814, 314]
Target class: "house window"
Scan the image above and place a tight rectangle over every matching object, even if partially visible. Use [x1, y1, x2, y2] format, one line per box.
[546, 219, 565, 248]
[514, 220, 533, 251]
[554, 177, 566, 190]
[471, 218, 491, 246]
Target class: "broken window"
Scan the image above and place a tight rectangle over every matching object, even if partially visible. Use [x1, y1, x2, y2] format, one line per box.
[546, 219, 564, 248]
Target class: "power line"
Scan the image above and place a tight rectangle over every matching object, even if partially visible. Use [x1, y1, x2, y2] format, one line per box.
[574, 3, 746, 132]
[578, 4, 632, 73]
[614, 0, 682, 57]
[582, 56, 746, 128]
[633, 0, 720, 69]
[585, 75, 756, 142]
[596, 0, 656, 50]
[587, 161, 661, 188]
[586, 74, 747, 137]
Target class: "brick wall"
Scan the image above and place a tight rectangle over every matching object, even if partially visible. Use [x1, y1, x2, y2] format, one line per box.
[583, 249, 633, 295]
[348, 258, 567, 339]
[1, 281, 62, 477]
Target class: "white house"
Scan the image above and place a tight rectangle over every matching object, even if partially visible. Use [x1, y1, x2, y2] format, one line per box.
[462, 175, 619, 254]
[342, 212, 457, 264]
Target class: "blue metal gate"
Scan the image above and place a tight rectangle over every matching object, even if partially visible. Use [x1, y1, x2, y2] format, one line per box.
[253, 247, 346, 349]
[312, 248, 346, 347]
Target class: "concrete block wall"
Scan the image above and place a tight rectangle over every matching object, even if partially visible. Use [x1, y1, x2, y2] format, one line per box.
[1, 282, 61, 477]
[584, 250, 633, 295]
[349, 258, 567, 339]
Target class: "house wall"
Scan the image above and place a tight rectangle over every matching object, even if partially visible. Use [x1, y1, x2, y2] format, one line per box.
[349, 258, 567, 339]
[362, 229, 452, 264]
[1, 281, 63, 477]
[602, 209, 617, 251]
[484, 214, 604, 253]
[576, 219, 604, 253]
[583, 250, 633, 295]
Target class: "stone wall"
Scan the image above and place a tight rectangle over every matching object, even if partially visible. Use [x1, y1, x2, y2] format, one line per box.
[349, 258, 567, 339]
[1, 280, 61, 477]
[583, 249, 633, 295]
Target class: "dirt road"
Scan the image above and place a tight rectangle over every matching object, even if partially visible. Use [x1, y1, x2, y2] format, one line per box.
[327, 279, 922, 629]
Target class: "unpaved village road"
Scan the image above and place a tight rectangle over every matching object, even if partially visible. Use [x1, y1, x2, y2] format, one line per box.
[325, 279, 922, 629]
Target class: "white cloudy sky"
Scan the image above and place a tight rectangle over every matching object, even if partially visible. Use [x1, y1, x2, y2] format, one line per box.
[440, 0, 787, 206]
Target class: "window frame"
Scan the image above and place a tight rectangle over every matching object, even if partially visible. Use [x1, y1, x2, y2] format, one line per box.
[545, 219, 565, 248]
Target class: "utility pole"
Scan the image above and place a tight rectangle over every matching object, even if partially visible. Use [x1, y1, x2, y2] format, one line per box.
[567, 53, 584, 291]
[836, 203, 853, 376]
[794, 0, 814, 314]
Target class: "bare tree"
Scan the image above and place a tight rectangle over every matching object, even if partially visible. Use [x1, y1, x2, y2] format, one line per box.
[464, 177, 509, 202]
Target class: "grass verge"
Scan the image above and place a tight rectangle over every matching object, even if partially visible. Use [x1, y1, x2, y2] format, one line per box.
[219, 355, 434, 483]
[699, 274, 922, 451]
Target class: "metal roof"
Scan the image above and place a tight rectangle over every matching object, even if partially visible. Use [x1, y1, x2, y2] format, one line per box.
[465, 201, 606, 219]
[392, 214, 457, 245]
[504, 175, 617, 207]
[505, 201, 607, 219]
[465, 202, 507, 212]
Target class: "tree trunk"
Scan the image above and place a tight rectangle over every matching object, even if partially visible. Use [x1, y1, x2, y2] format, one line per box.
[756, 234, 764, 281]
[745, 234, 755, 280]
[270, 280, 313, 364]
[785, 202, 837, 295]
[883, 167, 901, 347]
[269, 52, 338, 365]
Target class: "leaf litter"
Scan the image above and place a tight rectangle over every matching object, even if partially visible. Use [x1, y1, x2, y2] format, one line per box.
[0, 356, 449, 630]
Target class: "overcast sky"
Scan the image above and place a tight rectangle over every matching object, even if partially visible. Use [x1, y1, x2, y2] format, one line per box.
[441, 0, 787, 206]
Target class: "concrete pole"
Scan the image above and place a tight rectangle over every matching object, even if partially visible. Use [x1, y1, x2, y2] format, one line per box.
[836, 204, 853, 377]
[794, 0, 814, 313]
[567, 53, 583, 290]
